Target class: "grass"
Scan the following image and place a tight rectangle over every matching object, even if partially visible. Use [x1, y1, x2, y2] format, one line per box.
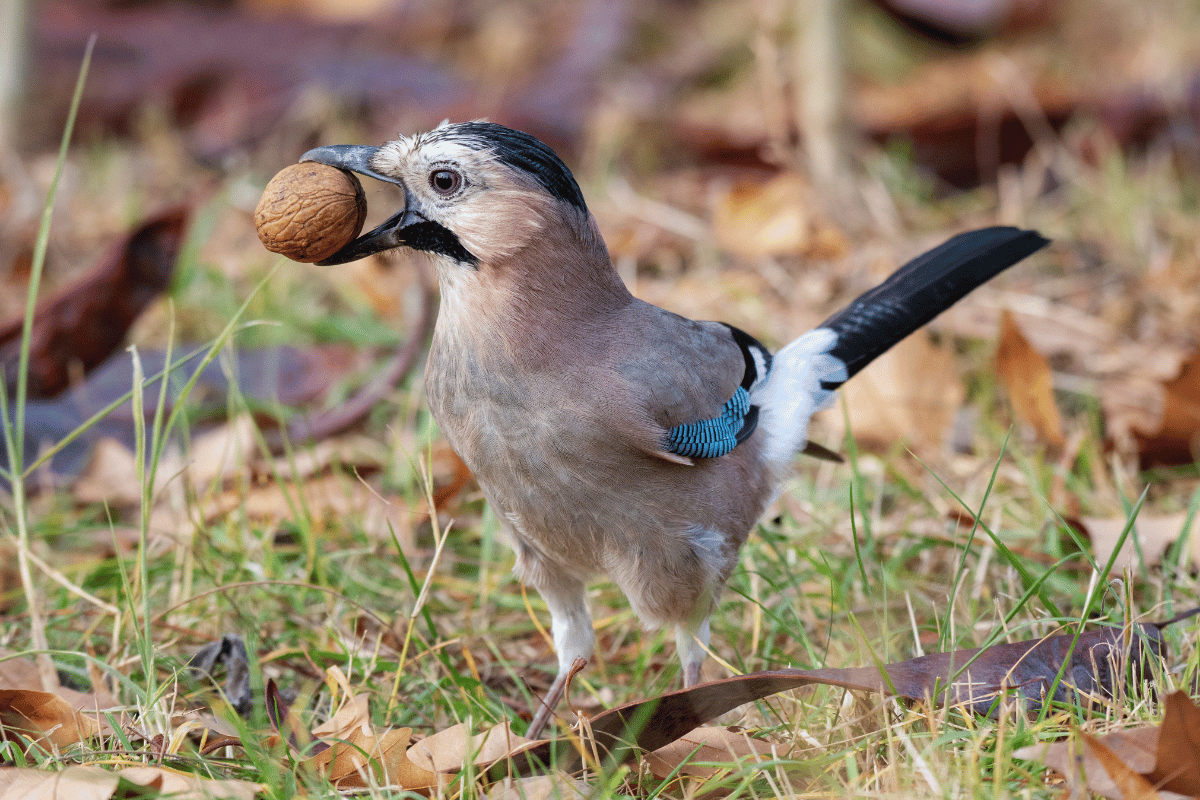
[5, 12, 1200, 800]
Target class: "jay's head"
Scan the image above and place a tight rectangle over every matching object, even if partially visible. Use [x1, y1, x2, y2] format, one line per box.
[300, 121, 597, 272]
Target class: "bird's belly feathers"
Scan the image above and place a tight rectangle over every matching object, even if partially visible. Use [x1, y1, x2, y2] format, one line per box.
[424, 347, 776, 604]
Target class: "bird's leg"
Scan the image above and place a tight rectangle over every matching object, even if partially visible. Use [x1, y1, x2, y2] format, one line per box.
[526, 578, 593, 739]
[675, 615, 712, 687]
[527, 657, 586, 739]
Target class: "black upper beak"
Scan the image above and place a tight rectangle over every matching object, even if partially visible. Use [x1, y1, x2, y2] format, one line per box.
[300, 144, 413, 266]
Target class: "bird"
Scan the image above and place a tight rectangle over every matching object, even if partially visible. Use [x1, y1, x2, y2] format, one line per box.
[299, 121, 1049, 738]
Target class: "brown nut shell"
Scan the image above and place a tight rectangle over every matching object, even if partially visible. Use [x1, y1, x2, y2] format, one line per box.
[255, 163, 368, 263]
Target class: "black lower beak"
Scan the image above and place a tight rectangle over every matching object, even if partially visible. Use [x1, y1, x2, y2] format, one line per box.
[300, 145, 410, 265]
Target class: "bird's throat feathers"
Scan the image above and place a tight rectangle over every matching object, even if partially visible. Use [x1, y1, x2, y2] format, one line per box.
[435, 204, 632, 351]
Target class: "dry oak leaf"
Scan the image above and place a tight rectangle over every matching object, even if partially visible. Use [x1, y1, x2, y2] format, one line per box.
[1015, 690, 1200, 799]
[826, 328, 965, 456]
[482, 772, 590, 800]
[310, 666, 370, 740]
[406, 721, 535, 776]
[0, 765, 117, 800]
[305, 725, 438, 790]
[1079, 732, 1168, 800]
[0, 690, 98, 750]
[300, 667, 438, 791]
[504, 617, 1179, 776]
[1135, 351, 1200, 467]
[0, 650, 120, 729]
[1104, 349, 1200, 467]
[645, 725, 789, 781]
[1075, 512, 1195, 572]
[0, 208, 185, 398]
[995, 308, 1065, 447]
[710, 172, 846, 260]
[0, 764, 260, 800]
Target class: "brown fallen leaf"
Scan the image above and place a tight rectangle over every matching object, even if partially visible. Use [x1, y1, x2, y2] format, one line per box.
[0, 764, 262, 800]
[1073, 512, 1194, 573]
[0, 765, 118, 800]
[310, 666, 371, 741]
[7, 285, 432, 490]
[306, 725, 438, 790]
[407, 721, 536, 776]
[289, 667, 439, 791]
[505, 616, 1182, 775]
[0, 208, 186, 398]
[1139, 351, 1200, 466]
[1147, 689, 1200, 795]
[1016, 690, 1200, 800]
[645, 725, 787, 781]
[115, 767, 262, 799]
[482, 772, 590, 800]
[827, 328, 965, 456]
[996, 308, 1065, 447]
[0, 649, 120, 725]
[710, 172, 846, 261]
[0, 689, 98, 750]
[1080, 732, 1167, 800]
[854, 54, 1078, 189]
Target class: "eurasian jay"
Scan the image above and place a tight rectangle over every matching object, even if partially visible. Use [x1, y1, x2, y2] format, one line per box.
[299, 121, 1048, 737]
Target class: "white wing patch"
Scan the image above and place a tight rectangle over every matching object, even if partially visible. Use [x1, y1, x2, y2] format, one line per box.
[752, 328, 847, 467]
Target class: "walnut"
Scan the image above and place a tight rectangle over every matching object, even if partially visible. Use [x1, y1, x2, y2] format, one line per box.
[255, 163, 367, 263]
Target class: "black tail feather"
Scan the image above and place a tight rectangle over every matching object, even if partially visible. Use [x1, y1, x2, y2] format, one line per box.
[820, 227, 1048, 387]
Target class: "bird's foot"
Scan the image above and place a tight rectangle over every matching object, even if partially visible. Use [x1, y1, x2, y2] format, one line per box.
[526, 657, 587, 740]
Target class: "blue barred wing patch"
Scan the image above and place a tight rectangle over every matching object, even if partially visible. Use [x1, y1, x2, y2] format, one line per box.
[665, 386, 757, 459]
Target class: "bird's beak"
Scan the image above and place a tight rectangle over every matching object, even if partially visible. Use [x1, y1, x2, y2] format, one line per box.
[299, 144, 418, 266]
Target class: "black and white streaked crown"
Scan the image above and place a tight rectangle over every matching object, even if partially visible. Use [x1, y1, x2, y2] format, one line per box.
[428, 122, 588, 213]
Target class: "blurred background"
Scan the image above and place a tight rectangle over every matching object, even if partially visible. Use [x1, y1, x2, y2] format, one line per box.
[5, 0, 1200, 519]
[3, 0, 1200, 508]
[6, 0, 1200, 465]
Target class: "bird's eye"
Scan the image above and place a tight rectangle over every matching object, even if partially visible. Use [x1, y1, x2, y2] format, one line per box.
[429, 168, 462, 196]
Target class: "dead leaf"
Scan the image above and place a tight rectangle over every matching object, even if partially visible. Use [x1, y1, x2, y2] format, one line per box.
[0, 650, 120, 735]
[0, 209, 186, 398]
[854, 53, 1078, 188]
[827, 330, 965, 456]
[1133, 351, 1200, 467]
[1074, 512, 1192, 572]
[1081, 732, 1167, 800]
[6, 342, 369, 489]
[0, 765, 260, 800]
[72, 437, 143, 507]
[645, 725, 787, 780]
[115, 767, 262, 799]
[0, 765, 118, 800]
[187, 635, 253, 717]
[407, 721, 535, 775]
[1015, 690, 1200, 800]
[299, 667, 439, 791]
[1147, 690, 1200, 795]
[306, 726, 403, 785]
[184, 416, 261, 495]
[311, 667, 371, 740]
[310, 726, 439, 790]
[505, 617, 1181, 775]
[996, 309, 1065, 447]
[482, 772, 590, 800]
[0, 689, 97, 749]
[710, 173, 845, 260]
